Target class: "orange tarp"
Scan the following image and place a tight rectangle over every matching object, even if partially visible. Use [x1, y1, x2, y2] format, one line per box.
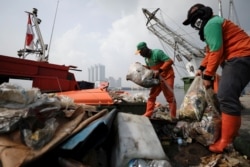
[57, 88, 114, 105]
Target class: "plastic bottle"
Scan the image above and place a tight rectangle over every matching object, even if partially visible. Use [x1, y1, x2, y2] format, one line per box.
[177, 137, 183, 145]
[128, 159, 147, 167]
[148, 160, 172, 167]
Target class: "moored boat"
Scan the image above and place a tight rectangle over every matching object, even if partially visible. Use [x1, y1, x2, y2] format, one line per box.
[0, 8, 96, 95]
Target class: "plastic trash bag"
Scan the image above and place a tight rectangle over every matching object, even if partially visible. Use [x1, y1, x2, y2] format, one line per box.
[0, 82, 40, 109]
[178, 76, 207, 121]
[0, 108, 28, 134]
[27, 94, 61, 119]
[194, 88, 221, 146]
[21, 117, 59, 150]
[176, 83, 221, 146]
[188, 104, 221, 146]
[126, 62, 159, 88]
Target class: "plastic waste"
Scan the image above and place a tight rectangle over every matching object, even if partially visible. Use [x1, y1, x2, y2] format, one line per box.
[0, 82, 40, 109]
[0, 108, 27, 134]
[178, 76, 206, 121]
[128, 158, 172, 167]
[126, 62, 160, 88]
[128, 159, 147, 167]
[177, 137, 186, 146]
[21, 117, 59, 150]
[27, 94, 61, 119]
[148, 160, 172, 167]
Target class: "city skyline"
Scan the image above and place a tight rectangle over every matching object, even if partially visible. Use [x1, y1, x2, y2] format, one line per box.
[88, 64, 121, 88]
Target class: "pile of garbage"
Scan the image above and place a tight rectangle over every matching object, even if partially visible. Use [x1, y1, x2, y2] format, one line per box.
[1, 81, 249, 167]
[108, 90, 148, 104]
[0, 82, 109, 167]
[150, 76, 250, 166]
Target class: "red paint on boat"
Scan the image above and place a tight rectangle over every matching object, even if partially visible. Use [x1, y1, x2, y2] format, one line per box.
[0, 54, 80, 93]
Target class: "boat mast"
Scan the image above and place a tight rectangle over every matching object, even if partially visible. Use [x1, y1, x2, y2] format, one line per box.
[32, 8, 47, 62]
[18, 8, 48, 62]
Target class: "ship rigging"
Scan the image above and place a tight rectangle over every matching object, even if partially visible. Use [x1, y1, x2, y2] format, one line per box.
[142, 0, 239, 79]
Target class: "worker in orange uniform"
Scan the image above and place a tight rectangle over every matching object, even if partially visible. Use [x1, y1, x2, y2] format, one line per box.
[135, 42, 177, 119]
[183, 3, 250, 153]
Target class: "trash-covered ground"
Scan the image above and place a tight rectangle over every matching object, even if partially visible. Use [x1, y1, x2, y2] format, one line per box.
[0, 82, 250, 167]
[149, 81, 250, 167]
[151, 114, 250, 167]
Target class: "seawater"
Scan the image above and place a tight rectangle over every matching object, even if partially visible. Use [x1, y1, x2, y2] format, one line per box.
[127, 88, 185, 109]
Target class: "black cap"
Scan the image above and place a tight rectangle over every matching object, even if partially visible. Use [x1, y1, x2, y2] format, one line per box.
[183, 3, 205, 25]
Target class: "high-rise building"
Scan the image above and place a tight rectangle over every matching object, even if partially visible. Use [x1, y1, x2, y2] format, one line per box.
[107, 76, 122, 88]
[88, 64, 105, 83]
[88, 64, 122, 88]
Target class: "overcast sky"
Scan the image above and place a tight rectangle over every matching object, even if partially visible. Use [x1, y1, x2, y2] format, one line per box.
[1, 0, 250, 87]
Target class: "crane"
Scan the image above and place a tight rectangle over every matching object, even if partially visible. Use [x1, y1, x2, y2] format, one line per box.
[17, 1, 60, 62]
[142, 8, 205, 77]
[141, 1, 240, 77]
[17, 8, 48, 62]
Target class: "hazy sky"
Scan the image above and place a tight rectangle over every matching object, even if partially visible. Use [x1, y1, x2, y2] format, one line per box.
[1, 0, 250, 87]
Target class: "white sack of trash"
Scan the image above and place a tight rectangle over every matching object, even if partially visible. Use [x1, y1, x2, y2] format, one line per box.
[126, 62, 159, 88]
[176, 76, 221, 146]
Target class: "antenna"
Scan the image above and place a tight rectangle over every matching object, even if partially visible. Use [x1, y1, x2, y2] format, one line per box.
[47, 0, 60, 61]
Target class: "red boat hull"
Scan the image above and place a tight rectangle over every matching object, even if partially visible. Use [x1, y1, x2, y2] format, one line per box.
[0, 55, 80, 93]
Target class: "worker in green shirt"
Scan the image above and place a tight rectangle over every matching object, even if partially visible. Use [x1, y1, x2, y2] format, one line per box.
[183, 3, 250, 153]
[135, 42, 176, 119]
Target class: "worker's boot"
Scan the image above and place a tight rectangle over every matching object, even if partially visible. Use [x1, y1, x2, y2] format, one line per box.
[209, 112, 241, 153]
[143, 101, 155, 117]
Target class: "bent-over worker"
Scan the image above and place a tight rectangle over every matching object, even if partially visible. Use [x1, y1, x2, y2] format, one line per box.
[183, 3, 250, 153]
[135, 42, 177, 119]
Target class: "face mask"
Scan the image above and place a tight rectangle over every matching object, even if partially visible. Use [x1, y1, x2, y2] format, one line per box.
[140, 48, 151, 58]
[191, 18, 203, 30]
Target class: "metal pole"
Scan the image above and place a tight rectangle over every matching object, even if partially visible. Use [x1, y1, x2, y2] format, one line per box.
[47, 0, 60, 61]
[218, 0, 223, 17]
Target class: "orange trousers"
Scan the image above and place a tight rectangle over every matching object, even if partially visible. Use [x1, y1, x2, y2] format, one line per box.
[144, 65, 176, 118]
